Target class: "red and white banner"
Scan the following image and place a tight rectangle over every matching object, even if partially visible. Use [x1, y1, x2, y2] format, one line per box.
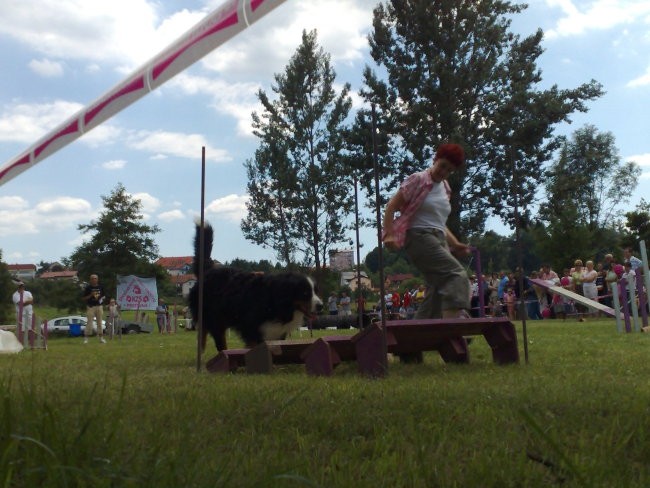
[117, 275, 159, 311]
[0, 0, 287, 187]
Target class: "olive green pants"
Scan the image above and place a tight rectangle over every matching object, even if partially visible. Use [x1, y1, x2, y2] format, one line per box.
[404, 228, 470, 319]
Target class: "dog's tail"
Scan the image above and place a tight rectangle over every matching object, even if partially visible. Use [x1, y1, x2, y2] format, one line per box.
[193, 220, 214, 276]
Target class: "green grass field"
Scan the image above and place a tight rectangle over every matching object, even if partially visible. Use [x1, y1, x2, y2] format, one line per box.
[2, 318, 650, 487]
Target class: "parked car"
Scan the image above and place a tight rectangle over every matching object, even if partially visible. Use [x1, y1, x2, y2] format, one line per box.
[44, 315, 106, 335]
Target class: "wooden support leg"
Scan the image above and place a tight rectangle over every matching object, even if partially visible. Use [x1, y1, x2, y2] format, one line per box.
[302, 338, 341, 376]
[482, 322, 519, 364]
[245, 343, 275, 374]
[353, 324, 391, 377]
[437, 337, 469, 364]
[205, 349, 248, 374]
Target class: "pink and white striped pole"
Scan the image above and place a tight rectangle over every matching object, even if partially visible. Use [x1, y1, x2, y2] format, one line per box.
[0, 0, 287, 187]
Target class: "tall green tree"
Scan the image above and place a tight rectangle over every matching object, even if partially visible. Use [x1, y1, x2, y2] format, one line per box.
[467, 230, 511, 273]
[65, 183, 164, 299]
[242, 29, 354, 270]
[538, 125, 640, 263]
[540, 125, 641, 229]
[621, 199, 650, 249]
[351, 0, 603, 237]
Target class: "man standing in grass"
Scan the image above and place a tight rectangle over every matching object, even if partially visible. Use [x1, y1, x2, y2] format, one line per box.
[12, 282, 33, 331]
[339, 292, 351, 317]
[82, 274, 106, 344]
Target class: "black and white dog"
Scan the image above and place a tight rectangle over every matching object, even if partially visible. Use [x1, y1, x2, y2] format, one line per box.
[188, 222, 323, 351]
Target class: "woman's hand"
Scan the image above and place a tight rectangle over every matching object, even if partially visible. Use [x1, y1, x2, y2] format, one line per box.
[383, 233, 399, 250]
[451, 242, 472, 257]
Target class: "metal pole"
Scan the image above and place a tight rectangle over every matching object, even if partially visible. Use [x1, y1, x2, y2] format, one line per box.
[619, 278, 632, 333]
[354, 174, 363, 329]
[639, 240, 649, 328]
[512, 147, 529, 364]
[473, 247, 485, 317]
[197, 146, 206, 373]
[611, 282, 623, 333]
[371, 103, 388, 375]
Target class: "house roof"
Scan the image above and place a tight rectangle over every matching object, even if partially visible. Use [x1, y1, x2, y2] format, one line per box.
[170, 274, 196, 285]
[40, 270, 78, 279]
[156, 256, 193, 270]
[7, 264, 37, 271]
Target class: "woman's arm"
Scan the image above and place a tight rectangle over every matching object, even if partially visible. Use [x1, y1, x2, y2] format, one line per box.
[583, 270, 598, 283]
[445, 227, 471, 257]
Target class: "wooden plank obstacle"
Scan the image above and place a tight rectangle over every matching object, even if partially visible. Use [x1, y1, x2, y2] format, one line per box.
[205, 317, 519, 376]
[529, 278, 616, 317]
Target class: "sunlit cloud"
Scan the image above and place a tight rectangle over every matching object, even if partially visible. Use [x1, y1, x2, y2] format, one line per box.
[0, 195, 94, 237]
[28, 58, 64, 77]
[102, 159, 126, 170]
[544, 0, 650, 39]
[158, 209, 185, 221]
[130, 192, 160, 218]
[205, 194, 249, 221]
[128, 130, 231, 161]
[0, 100, 82, 143]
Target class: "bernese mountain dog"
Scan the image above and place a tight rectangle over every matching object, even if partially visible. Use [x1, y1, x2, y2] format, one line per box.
[188, 222, 323, 351]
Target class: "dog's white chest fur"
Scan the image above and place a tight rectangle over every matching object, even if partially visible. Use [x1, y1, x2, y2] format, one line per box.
[260, 311, 305, 340]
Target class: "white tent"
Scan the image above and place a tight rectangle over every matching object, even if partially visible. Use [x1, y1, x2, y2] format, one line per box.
[0, 330, 23, 354]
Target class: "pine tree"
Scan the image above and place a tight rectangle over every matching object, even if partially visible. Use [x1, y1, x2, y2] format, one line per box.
[242, 30, 354, 270]
[353, 0, 603, 236]
[66, 183, 163, 297]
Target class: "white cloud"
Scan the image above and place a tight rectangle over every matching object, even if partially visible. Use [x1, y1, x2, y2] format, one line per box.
[626, 153, 650, 167]
[544, 0, 650, 39]
[0, 100, 124, 151]
[168, 74, 261, 136]
[82, 124, 123, 147]
[206, 194, 249, 221]
[128, 130, 231, 161]
[0, 0, 204, 71]
[158, 209, 185, 221]
[102, 159, 126, 170]
[35, 197, 91, 215]
[627, 68, 650, 88]
[0, 195, 29, 210]
[29, 58, 64, 77]
[0, 196, 94, 237]
[130, 192, 160, 216]
[0, 100, 82, 143]
[200, 0, 372, 78]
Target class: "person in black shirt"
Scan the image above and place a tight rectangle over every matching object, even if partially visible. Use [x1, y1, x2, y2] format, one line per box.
[82, 274, 106, 344]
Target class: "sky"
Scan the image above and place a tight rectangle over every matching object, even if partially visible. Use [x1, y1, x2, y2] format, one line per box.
[1, 0, 649, 268]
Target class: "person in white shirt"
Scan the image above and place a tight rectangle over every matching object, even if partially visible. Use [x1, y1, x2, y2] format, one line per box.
[621, 261, 638, 313]
[623, 248, 642, 271]
[621, 261, 636, 285]
[339, 292, 352, 316]
[581, 260, 599, 301]
[12, 282, 34, 329]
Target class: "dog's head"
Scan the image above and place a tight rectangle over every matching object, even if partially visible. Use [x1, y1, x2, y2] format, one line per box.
[276, 274, 322, 319]
[294, 276, 323, 318]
